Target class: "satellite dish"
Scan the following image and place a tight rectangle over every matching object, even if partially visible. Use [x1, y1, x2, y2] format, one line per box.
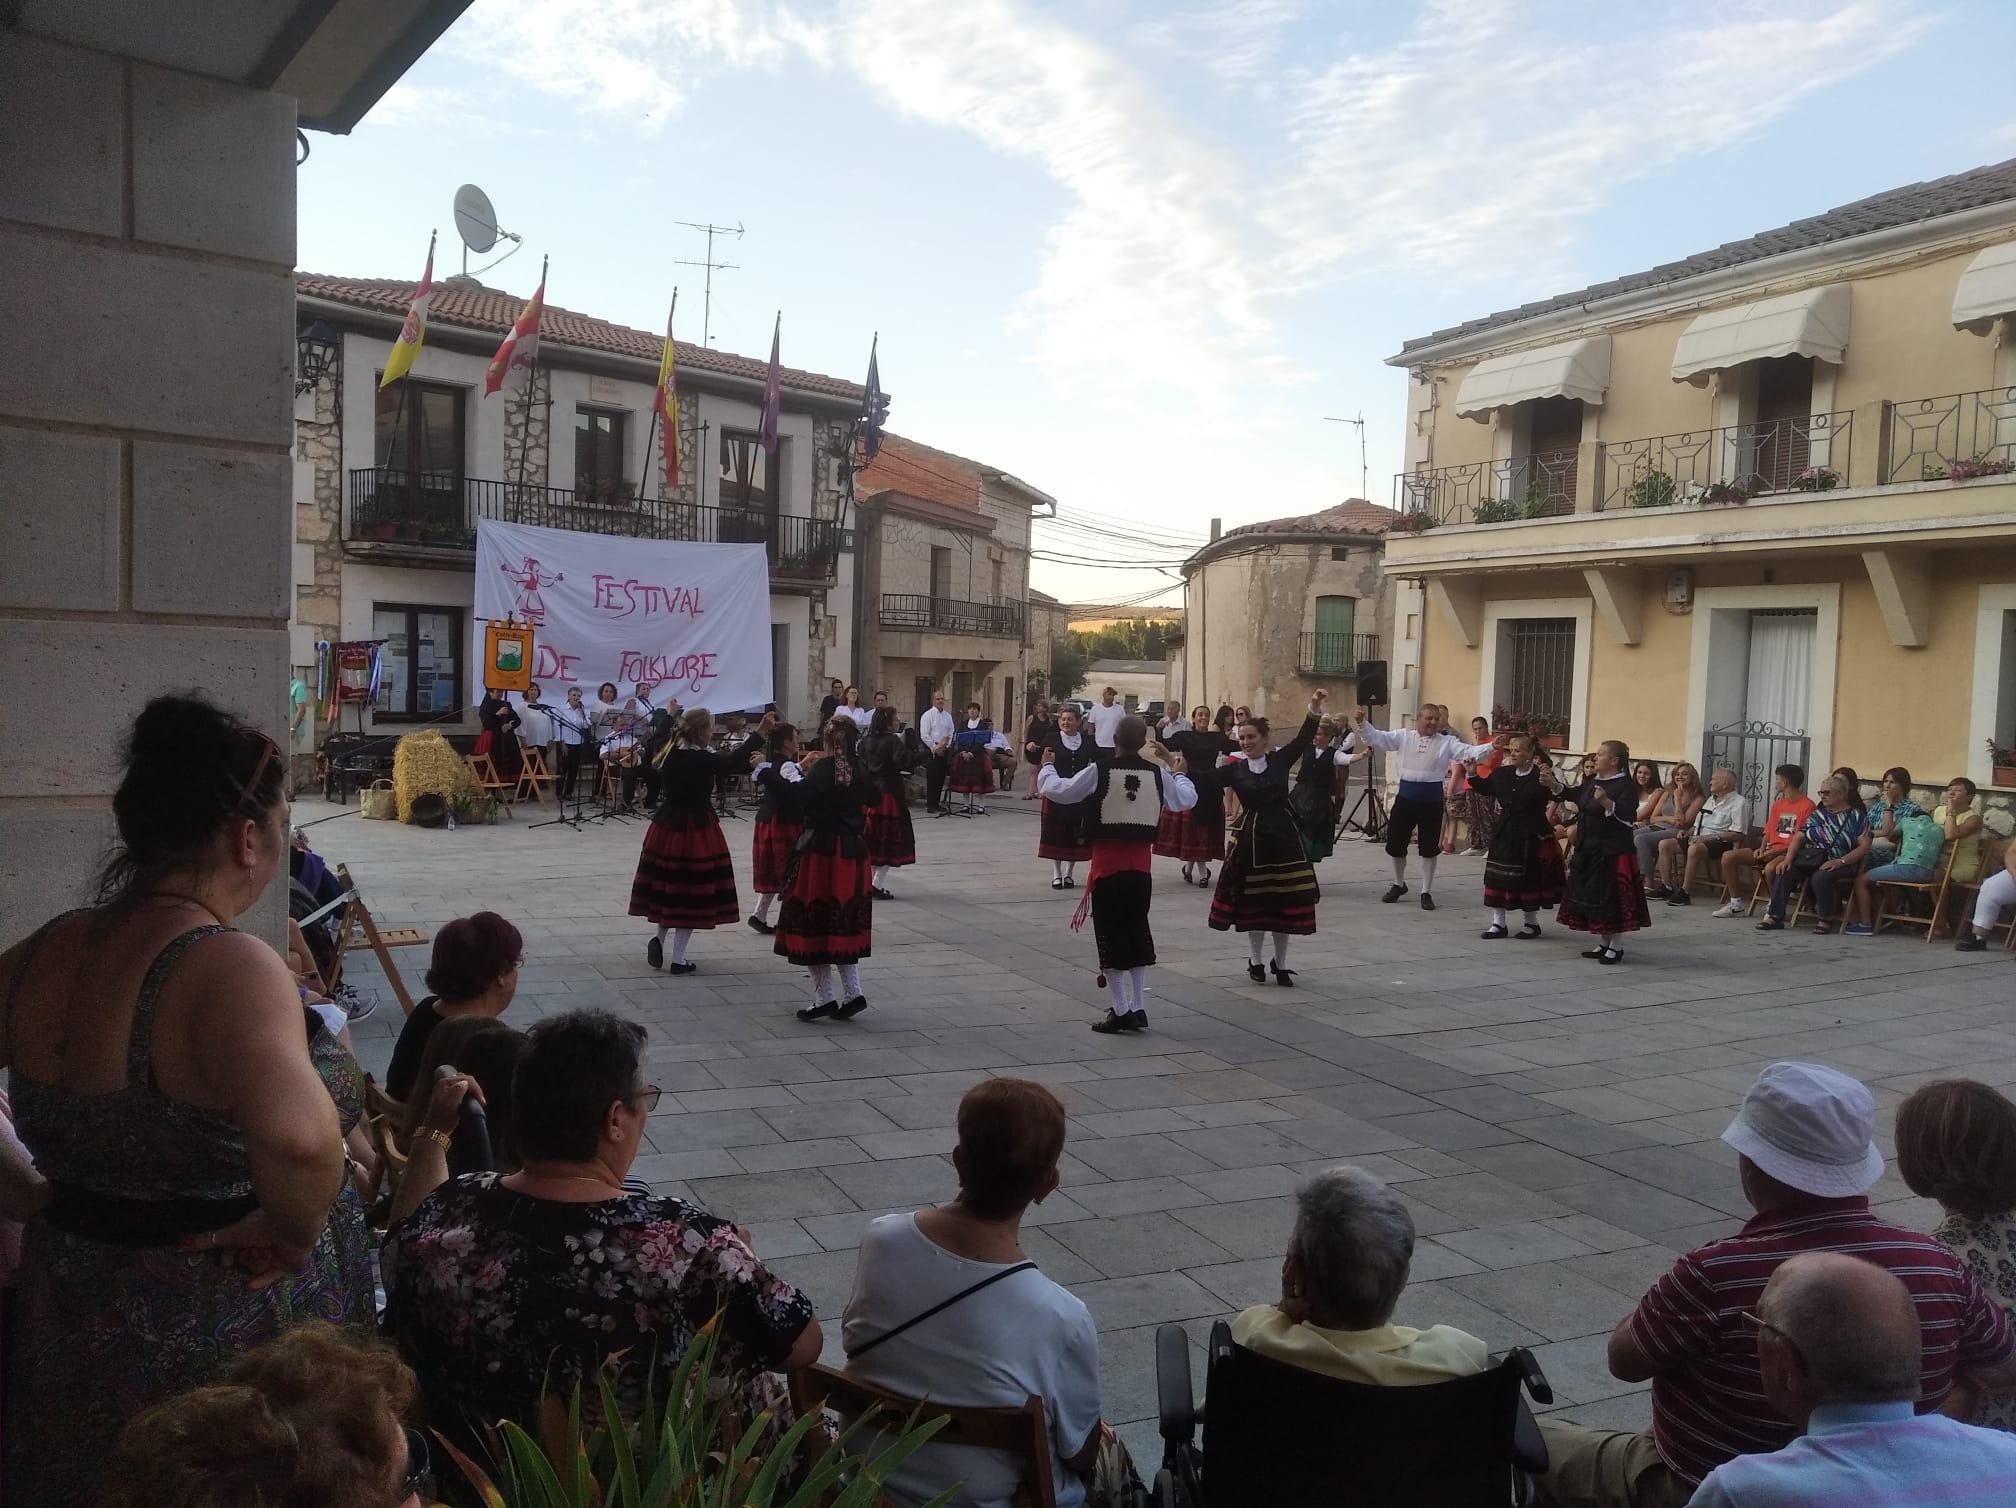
[454, 184, 500, 253]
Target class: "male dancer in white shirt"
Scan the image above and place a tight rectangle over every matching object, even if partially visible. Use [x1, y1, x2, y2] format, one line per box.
[918, 689, 956, 816]
[1352, 703, 1497, 910]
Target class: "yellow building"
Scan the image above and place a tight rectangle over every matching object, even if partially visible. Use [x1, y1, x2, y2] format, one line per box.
[1382, 158, 2016, 812]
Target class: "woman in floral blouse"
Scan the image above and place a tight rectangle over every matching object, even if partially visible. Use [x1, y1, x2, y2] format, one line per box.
[380, 1009, 821, 1457]
[1897, 1078, 2016, 1432]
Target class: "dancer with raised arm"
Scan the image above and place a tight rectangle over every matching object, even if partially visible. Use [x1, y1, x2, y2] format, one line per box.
[1469, 732, 1566, 939]
[1210, 693, 1328, 985]
[1038, 705, 1095, 889]
[1351, 703, 1497, 910]
[1040, 715, 1197, 1034]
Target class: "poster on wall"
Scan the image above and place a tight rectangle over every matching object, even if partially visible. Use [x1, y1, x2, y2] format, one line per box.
[473, 519, 774, 710]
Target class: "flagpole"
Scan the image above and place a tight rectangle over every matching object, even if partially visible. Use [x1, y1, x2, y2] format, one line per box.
[377, 230, 436, 517]
[513, 255, 548, 513]
[643, 290, 678, 520]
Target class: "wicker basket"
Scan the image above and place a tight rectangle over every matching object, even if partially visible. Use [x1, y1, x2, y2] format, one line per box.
[359, 779, 398, 820]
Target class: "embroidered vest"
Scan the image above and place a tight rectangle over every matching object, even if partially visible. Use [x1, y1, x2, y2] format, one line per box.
[1093, 757, 1164, 841]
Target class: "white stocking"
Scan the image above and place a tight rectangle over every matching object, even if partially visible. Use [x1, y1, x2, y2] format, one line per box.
[672, 928, 692, 965]
[1391, 854, 1408, 884]
[1491, 908, 1507, 928]
[1248, 932, 1266, 965]
[873, 865, 889, 887]
[754, 892, 775, 922]
[838, 960, 864, 1000]
[654, 924, 669, 944]
[1419, 855, 1438, 893]
[808, 963, 837, 1004]
[1127, 966, 1148, 1012]
[1053, 859, 1066, 881]
[1271, 933, 1290, 968]
[1109, 973, 1130, 1012]
[1522, 910, 1539, 927]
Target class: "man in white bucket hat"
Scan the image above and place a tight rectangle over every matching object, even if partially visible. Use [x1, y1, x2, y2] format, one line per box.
[1533, 1061, 2016, 1508]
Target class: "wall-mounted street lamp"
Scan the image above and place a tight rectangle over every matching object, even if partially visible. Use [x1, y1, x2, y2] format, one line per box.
[295, 320, 339, 397]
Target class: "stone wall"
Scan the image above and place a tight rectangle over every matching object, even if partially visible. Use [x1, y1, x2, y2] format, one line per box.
[293, 373, 344, 660]
[503, 364, 551, 490]
[0, 31, 297, 946]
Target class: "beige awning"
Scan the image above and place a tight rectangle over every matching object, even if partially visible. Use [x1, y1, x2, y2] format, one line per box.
[1670, 283, 1851, 386]
[1453, 336, 1610, 419]
[1953, 241, 2016, 335]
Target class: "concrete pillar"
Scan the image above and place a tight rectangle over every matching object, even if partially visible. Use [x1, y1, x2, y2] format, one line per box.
[1847, 399, 1891, 490]
[0, 32, 295, 945]
[1574, 439, 1606, 513]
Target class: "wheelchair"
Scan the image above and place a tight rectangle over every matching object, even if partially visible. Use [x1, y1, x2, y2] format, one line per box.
[1151, 1321, 1554, 1507]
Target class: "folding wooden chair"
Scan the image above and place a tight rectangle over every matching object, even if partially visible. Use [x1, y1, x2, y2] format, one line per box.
[516, 742, 557, 806]
[1873, 847, 1954, 940]
[466, 752, 516, 817]
[359, 1079, 409, 1221]
[1747, 865, 1812, 925]
[1943, 837, 2009, 946]
[329, 863, 429, 1016]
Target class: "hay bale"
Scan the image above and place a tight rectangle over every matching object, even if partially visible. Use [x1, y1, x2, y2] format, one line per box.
[392, 730, 480, 823]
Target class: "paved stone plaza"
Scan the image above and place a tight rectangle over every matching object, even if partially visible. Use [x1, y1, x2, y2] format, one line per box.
[315, 790, 2010, 1463]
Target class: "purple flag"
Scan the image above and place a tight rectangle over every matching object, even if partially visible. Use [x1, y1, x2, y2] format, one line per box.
[758, 313, 781, 451]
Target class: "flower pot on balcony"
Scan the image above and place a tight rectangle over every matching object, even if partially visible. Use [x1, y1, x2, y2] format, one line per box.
[394, 521, 423, 542]
[1994, 766, 2016, 790]
[1538, 734, 1568, 751]
[367, 521, 400, 541]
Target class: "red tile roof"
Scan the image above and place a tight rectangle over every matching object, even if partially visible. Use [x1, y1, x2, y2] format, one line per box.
[295, 274, 867, 400]
[854, 433, 983, 509]
[1223, 499, 1400, 539]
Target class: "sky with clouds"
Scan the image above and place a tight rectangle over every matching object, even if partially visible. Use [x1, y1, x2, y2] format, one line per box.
[301, 0, 2016, 605]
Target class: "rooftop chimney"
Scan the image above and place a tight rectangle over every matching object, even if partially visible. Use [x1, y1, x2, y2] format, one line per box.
[1209, 517, 1221, 541]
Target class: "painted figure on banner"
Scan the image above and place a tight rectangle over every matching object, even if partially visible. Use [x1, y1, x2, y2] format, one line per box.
[501, 556, 562, 624]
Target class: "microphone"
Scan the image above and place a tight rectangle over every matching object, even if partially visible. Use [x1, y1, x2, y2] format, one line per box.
[433, 1063, 493, 1172]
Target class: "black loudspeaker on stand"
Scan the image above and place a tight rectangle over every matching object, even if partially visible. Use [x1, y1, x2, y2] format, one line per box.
[1357, 658, 1390, 709]
[1336, 658, 1388, 842]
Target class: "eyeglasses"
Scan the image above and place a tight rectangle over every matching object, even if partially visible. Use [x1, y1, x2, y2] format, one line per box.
[1740, 1309, 1790, 1343]
[396, 1425, 431, 1503]
[629, 1086, 665, 1113]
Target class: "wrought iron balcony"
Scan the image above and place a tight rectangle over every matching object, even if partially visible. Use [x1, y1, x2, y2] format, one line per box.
[1601, 410, 1852, 510]
[1295, 631, 1381, 677]
[1886, 387, 2016, 483]
[1392, 448, 1578, 526]
[879, 593, 1025, 639]
[346, 467, 840, 581]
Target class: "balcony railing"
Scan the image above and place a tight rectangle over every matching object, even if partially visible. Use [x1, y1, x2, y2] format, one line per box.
[1600, 410, 1852, 510]
[1295, 631, 1381, 676]
[347, 467, 840, 581]
[1885, 387, 2016, 483]
[879, 593, 1024, 639]
[1392, 448, 1578, 526]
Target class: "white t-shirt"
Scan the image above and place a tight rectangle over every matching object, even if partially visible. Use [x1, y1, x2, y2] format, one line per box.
[515, 698, 554, 747]
[1084, 702, 1127, 748]
[843, 704, 875, 731]
[842, 1214, 1100, 1508]
[1696, 790, 1749, 837]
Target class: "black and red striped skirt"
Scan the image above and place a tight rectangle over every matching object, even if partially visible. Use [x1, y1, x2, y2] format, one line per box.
[751, 817, 803, 895]
[1556, 849, 1651, 935]
[864, 787, 916, 867]
[628, 817, 739, 927]
[1153, 806, 1223, 864]
[774, 850, 873, 964]
[1038, 798, 1093, 861]
[948, 749, 994, 795]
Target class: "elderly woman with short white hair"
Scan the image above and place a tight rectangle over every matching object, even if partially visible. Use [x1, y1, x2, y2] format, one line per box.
[1231, 1166, 1490, 1385]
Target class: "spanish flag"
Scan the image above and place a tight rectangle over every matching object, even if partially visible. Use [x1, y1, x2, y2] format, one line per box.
[377, 232, 436, 389]
[654, 293, 680, 494]
[485, 259, 546, 396]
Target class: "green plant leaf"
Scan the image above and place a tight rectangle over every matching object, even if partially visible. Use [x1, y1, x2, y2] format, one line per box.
[433, 1428, 509, 1508]
[500, 1420, 576, 1506]
[597, 1369, 642, 1508]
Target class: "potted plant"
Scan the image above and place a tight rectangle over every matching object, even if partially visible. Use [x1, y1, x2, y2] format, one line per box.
[1526, 710, 1569, 750]
[1519, 481, 1554, 519]
[1393, 509, 1438, 534]
[394, 520, 423, 542]
[1700, 480, 1751, 506]
[1472, 497, 1519, 525]
[1792, 466, 1841, 492]
[1989, 738, 2016, 790]
[1948, 455, 2015, 482]
[1626, 470, 1677, 509]
[366, 519, 401, 541]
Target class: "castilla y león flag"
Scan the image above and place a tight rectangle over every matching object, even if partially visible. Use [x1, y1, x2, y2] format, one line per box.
[378, 232, 436, 389]
[485, 263, 546, 396]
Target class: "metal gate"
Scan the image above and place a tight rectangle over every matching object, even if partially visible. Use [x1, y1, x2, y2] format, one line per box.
[1701, 720, 1810, 829]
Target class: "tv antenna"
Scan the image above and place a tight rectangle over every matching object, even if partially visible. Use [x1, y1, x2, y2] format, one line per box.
[452, 183, 523, 277]
[672, 219, 743, 347]
[1324, 412, 1369, 501]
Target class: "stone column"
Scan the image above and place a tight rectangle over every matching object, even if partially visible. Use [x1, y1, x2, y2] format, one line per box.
[0, 32, 297, 945]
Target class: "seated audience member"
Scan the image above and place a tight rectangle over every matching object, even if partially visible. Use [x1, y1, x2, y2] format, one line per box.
[1898, 1079, 2016, 1433]
[844, 1078, 1108, 1508]
[1754, 773, 1868, 935]
[1663, 767, 1747, 906]
[1862, 766, 1919, 864]
[101, 1323, 428, 1508]
[1231, 1165, 1488, 1384]
[383, 911, 523, 1100]
[1712, 765, 1813, 918]
[380, 1009, 819, 1459]
[1845, 799, 1947, 936]
[1685, 1252, 2016, 1508]
[1955, 840, 2016, 953]
[1943, 777, 1988, 885]
[1533, 1061, 2016, 1508]
[395, 1015, 526, 1173]
[1642, 763, 1706, 900]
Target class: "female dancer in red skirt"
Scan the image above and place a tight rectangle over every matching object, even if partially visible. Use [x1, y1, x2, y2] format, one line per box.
[1038, 704, 1095, 888]
[747, 721, 804, 935]
[1556, 738, 1651, 964]
[859, 705, 917, 899]
[627, 707, 766, 973]
[1209, 696, 1325, 983]
[776, 718, 875, 1021]
[1469, 732, 1565, 938]
[1154, 704, 1234, 888]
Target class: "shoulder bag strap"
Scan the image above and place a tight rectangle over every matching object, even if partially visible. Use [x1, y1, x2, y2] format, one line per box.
[851, 1260, 1037, 1358]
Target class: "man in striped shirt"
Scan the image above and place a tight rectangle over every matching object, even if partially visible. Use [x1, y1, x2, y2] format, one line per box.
[1686, 1251, 2016, 1507]
[1535, 1062, 2016, 1508]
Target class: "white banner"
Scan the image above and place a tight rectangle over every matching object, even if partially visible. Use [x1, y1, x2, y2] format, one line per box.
[474, 519, 773, 710]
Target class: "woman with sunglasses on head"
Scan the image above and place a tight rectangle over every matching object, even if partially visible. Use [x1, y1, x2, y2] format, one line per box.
[0, 694, 359, 1506]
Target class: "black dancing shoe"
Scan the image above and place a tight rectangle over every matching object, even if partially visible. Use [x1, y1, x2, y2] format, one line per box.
[1062, 875, 1076, 889]
[837, 995, 869, 1019]
[871, 886, 895, 901]
[1580, 946, 1607, 959]
[1516, 923, 1542, 939]
[646, 936, 663, 969]
[1381, 883, 1408, 904]
[747, 915, 775, 934]
[796, 1001, 841, 1022]
[1051, 877, 1065, 890]
[1091, 1008, 1148, 1034]
[1481, 924, 1509, 940]
[1420, 893, 1436, 911]
[1196, 867, 1212, 888]
[667, 960, 697, 976]
[1181, 863, 1193, 885]
[1598, 947, 1624, 965]
[1246, 962, 1267, 983]
[1269, 962, 1297, 987]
